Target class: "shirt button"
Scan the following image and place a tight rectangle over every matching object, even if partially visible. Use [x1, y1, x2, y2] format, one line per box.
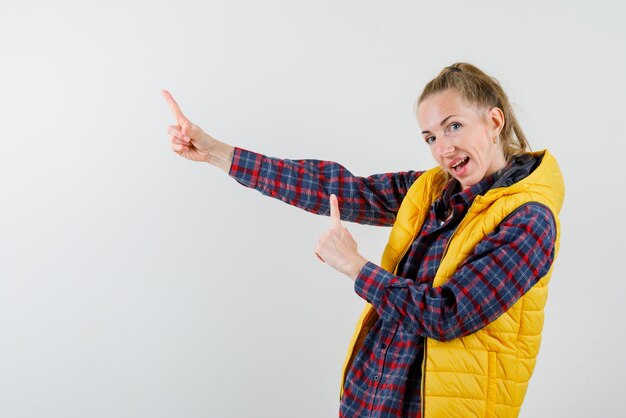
[381, 344, 387, 349]
[373, 375, 379, 381]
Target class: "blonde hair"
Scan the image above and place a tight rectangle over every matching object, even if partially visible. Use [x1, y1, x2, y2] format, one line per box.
[418, 63, 530, 162]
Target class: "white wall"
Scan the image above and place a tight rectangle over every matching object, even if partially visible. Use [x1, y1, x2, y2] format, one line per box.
[1, 1, 624, 417]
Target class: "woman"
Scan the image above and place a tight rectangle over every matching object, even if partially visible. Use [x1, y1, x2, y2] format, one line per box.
[163, 63, 564, 418]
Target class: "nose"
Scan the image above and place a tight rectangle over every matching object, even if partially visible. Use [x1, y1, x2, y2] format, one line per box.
[436, 135, 454, 158]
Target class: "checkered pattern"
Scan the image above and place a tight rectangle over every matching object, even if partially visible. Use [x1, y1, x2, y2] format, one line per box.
[229, 148, 419, 226]
[229, 147, 556, 417]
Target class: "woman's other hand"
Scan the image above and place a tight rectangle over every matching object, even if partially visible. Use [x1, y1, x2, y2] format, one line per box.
[315, 194, 368, 281]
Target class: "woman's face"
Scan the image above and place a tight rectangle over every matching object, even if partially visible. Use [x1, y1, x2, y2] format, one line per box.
[417, 89, 506, 190]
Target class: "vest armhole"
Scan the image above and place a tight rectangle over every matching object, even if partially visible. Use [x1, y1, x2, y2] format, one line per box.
[497, 201, 557, 232]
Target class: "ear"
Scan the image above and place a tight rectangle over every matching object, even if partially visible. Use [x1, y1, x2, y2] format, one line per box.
[487, 107, 505, 137]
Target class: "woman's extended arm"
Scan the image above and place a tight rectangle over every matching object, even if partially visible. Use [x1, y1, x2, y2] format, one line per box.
[163, 89, 421, 226]
[229, 148, 419, 226]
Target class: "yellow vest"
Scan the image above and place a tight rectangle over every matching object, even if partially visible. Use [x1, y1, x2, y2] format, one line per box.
[340, 150, 564, 418]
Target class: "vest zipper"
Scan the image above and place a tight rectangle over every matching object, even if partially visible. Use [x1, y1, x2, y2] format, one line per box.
[420, 223, 460, 418]
[420, 209, 475, 417]
[393, 203, 475, 416]
[421, 341, 427, 416]
[388, 230, 426, 412]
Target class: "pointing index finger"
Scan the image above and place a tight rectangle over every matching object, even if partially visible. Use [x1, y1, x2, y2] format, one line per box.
[330, 194, 341, 225]
[161, 89, 187, 125]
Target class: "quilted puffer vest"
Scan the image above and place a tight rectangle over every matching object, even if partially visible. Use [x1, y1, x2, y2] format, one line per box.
[340, 150, 564, 417]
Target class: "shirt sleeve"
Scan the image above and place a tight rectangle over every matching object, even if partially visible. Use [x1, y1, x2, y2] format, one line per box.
[353, 203, 557, 340]
[228, 147, 423, 226]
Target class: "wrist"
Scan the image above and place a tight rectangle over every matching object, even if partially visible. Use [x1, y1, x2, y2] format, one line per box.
[348, 255, 368, 282]
[207, 140, 235, 172]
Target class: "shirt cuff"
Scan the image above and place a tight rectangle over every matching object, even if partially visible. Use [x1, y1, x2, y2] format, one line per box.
[228, 147, 264, 189]
[354, 261, 395, 306]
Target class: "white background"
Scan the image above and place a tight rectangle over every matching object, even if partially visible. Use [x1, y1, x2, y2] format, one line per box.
[1, 1, 625, 417]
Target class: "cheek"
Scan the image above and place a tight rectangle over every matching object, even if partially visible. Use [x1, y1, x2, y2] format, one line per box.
[473, 136, 492, 157]
[429, 147, 442, 165]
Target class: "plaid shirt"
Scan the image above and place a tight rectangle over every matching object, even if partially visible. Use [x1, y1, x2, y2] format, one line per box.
[229, 147, 556, 418]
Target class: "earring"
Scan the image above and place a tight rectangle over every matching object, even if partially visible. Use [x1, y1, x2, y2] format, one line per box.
[493, 136, 498, 144]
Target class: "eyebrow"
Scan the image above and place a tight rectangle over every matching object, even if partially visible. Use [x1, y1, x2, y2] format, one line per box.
[421, 115, 459, 135]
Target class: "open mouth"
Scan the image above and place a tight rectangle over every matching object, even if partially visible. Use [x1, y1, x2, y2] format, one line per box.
[451, 157, 470, 173]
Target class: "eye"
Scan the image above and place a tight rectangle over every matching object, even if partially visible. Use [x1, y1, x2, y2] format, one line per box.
[425, 135, 436, 145]
[447, 122, 462, 133]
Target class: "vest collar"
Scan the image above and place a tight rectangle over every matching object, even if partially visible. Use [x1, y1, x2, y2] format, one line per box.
[435, 151, 543, 217]
[473, 150, 565, 213]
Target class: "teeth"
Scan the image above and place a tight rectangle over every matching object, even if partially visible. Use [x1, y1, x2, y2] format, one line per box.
[452, 157, 468, 168]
